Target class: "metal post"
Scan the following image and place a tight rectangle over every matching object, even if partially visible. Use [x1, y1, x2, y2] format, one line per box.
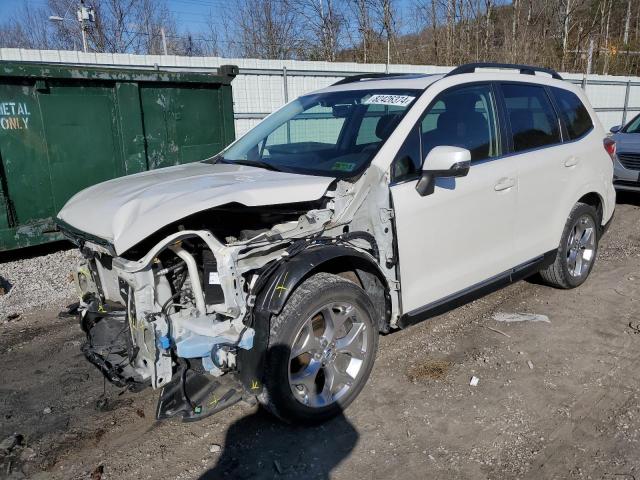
[283, 66, 291, 143]
[386, 38, 390, 74]
[80, 24, 88, 53]
[283, 66, 289, 102]
[622, 79, 631, 125]
[161, 27, 168, 56]
[582, 38, 594, 90]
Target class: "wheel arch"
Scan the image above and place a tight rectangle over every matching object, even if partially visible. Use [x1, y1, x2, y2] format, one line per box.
[255, 244, 392, 332]
[552, 185, 608, 249]
[577, 191, 604, 224]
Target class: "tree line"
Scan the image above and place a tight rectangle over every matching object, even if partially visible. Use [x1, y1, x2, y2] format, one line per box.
[0, 0, 638, 76]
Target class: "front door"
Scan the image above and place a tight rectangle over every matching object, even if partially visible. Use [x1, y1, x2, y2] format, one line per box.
[390, 83, 519, 314]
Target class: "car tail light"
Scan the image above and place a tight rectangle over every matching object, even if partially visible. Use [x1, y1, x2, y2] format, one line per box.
[603, 137, 616, 161]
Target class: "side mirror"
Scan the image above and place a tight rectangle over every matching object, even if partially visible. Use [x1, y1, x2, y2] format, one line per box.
[610, 125, 622, 133]
[416, 146, 471, 197]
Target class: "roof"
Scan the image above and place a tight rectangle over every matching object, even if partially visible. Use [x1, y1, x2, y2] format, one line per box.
[317, 63, 569, 95]
[320, 73, 445, 93]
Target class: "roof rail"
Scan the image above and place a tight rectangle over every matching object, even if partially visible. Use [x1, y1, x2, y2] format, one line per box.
[445, 62, 563, 80]
[332, 73, 410, 86]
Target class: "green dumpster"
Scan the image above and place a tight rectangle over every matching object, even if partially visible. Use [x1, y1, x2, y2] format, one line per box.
[0, 61, 237, 251]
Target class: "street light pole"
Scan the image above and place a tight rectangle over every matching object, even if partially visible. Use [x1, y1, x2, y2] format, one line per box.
[50, 1, 95, 53]
[76, 1, 95, 53]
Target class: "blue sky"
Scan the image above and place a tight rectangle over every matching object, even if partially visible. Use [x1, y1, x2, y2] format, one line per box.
[0, 0, 419, 36]
[0, 0, 340, 34]
[0, 0, 228, 34]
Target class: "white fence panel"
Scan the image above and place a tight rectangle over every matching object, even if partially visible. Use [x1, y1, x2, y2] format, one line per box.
[1, 48, 639, 134]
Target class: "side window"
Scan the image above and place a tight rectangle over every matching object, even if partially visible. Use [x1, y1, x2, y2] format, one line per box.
[420, 84, 500, 163]
[501, 84, 561, 152]
[391, 125, 421, 182]
[391, 84, 499, 181]
[550, 87, 593, 140]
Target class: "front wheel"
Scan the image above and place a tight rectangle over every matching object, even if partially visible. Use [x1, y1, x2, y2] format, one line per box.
[539, 202, 599, 289]
[258, 272, 379, 424]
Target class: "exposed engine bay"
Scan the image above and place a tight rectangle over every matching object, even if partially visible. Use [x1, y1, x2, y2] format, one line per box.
[60, 176, 400, 421]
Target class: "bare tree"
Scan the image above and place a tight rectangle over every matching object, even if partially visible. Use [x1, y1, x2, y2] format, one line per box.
[295, 0, 345, 61]
[0, 2, 62, 50]
[350, 0, 377, 62]
[370, 0, 398, 67]
[225, 0, 302, 59]
[623, 0, 632, 44]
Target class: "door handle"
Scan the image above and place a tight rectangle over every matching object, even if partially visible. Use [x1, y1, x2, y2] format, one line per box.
[494, 177, 516, 191]
[564, 156, 580, 167]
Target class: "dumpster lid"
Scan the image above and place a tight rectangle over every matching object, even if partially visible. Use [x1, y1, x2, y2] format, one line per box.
[0, 61, 237, 85]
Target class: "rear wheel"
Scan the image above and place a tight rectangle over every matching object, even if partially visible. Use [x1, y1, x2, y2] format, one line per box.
[258, 272, 379, 423]
[539, 202, 599, 289]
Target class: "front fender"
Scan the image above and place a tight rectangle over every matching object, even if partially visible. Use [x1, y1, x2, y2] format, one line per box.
[255, 244, 385, 315]
[236, 244, 387, 393]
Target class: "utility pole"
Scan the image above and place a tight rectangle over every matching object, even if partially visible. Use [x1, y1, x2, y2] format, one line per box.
[561, 0, 571, 71]
[49, 0, 95, 53]
[582, 37, 594, 90]
[161, 27, 168, 55]
[76, 0, 96, 53]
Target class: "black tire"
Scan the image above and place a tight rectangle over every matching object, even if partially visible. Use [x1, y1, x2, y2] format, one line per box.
[258, 272, 379, 424]
[539, 202, 599, 289]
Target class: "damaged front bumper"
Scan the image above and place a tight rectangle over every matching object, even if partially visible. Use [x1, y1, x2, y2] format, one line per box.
[71, 229, 264, 421]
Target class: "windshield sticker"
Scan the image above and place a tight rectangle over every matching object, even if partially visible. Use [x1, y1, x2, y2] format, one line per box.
[364, 94, 415, 107]
[331, 161, 356, 172]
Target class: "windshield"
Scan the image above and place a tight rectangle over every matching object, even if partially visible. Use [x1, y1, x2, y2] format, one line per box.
[218, 89, 420, 178]
[624, 113, 640, 133]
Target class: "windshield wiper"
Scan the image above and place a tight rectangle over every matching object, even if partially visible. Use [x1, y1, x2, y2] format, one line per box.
[220, 159, 282, 172]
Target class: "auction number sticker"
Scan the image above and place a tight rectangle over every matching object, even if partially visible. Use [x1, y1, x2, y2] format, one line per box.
[364, 94, 415, 107]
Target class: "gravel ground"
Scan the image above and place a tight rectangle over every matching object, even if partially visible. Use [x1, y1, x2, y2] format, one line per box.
[0, 245, 81, 318]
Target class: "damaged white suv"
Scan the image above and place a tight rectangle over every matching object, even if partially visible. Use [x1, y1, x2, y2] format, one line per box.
[57, 63, 615, 424]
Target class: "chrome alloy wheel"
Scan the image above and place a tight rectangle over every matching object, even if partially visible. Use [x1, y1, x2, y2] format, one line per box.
[288, 302, 369, 408]
[566, 214, 596, 278]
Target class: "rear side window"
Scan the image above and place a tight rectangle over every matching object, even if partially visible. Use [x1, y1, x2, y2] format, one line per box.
[501, 84, 561, 152]
[551, 87, 593, 139]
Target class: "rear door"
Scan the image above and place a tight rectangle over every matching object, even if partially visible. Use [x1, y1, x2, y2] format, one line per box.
[497, 83, 568, 262]
[391, 83, 519, 313]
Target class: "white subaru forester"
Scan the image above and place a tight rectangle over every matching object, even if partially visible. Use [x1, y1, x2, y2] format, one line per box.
[58, 62, 616, 424]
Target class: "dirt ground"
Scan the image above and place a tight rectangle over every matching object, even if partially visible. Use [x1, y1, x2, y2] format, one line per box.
[2, 193, 640, 480]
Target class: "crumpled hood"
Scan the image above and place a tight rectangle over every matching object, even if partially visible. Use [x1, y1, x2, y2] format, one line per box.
[57, 162, 334, 254]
